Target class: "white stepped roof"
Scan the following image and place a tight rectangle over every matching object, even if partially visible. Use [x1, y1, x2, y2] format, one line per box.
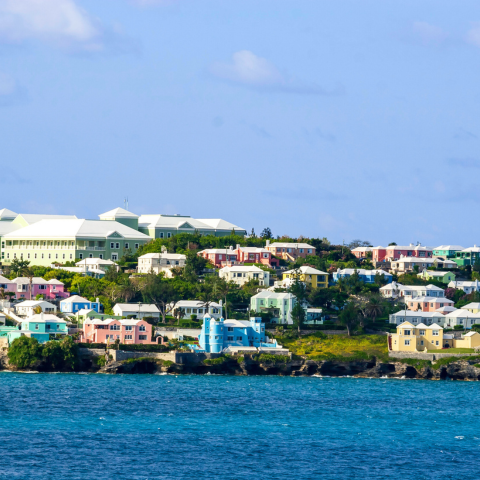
[61, 295, 90, 303]
[27, 314, 66, 323]
[0, 208, 17, 220]
[463, 303, 480, 309]
[139, 214, 245, 232]
[16, 300, 55, 307]
[434, 245, 464, 250]
[460, 245, 480, 253]
[252, 291, 295, 300]
[4, 219, 150, 240]
[99, 207, 139, 219]
[196, 218, 245, 231]
[220, 265, 264, 273]
[268, 242, 314, 249]
[284, 266, 328, 275]
[114, 303, 160, 313]
[139, 253, 186, 260]
[17, 214, 77, 225]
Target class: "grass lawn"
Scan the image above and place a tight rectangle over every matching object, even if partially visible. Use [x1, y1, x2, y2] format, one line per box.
[427, 348, 475, 353]
[274, 332, 388, 360]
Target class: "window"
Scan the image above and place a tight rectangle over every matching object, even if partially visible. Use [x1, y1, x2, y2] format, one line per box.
[49, 254, 51, 259]
[110, 242, 114, 248]
[403, 330, 411, 336]
[227, 336, 234, 341]
[35, 324, 39, 330]
[124, 335, 132, 340]
[160, 233, 164, 238]
[55, 254, 58, 259]
[135, 243, 139, 249]
[404, 339, 410, 345]
[419, 330, 426, 335]
[308, 249, 312, 253]
[139, 335, 147, 340]
[34, 253, 37, 259]
[115, 242, 120, 249]
[300, 249, 304, 253]
[125, 325, 133, 331]
[125, 243, 129, 249]
[112, 254, 118, 261]
[236, 336, 243, 341]
[227, 327, 234, 332]
[139, 325, 146, 332]
[79, 254, 83, 259]
[167, 233, 171, 238]
[420, 340, 424, 345]
[436, 341, 439, 346]
[99, 254, 103, 259]
[432, 330, 439, 336]
[89, 254, 93, 259]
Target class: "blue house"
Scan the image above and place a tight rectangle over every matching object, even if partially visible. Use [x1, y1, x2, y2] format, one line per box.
[60, 295, 101, 314]
[20, 313, 68, 343]
[332, 268, 392, 284]
[195, 315, 279, 353]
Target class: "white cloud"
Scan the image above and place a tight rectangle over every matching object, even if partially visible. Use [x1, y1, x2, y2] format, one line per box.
[412, 21, 448, 44]
[466, 23, 480, 47]
[211, 50, 343, 95]
[0, 0, 102, 51]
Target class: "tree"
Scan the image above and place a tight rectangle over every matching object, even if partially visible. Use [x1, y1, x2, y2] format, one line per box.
[142, 274, 180, 323]
[33, 305, 43, 314]
[291, 301, 306, 333]
[9, 258, 31, 277]
[103, 284, 122, 304]
[287, 269, 308, 303]
[215, 277, 236, 320]
[348, 240, 372, 249]
[260, 227, 273, 239]
[338, 302, 359, 336]
[7, 336, 43, 369]
[365, 295, 385, 323]
[388, 242, 397, 246]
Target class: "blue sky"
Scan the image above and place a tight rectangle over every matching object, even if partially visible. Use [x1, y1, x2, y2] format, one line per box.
[0, 0, 479, 246]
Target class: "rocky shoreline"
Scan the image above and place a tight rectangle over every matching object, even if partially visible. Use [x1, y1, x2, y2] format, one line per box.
[98, 356, 480, 381]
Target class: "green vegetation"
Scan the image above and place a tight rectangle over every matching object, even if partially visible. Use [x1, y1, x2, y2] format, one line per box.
[8, 336, 79, 370]
[427, 348, 474, 353]
[272, 332, 387, 360]
[255, 353, 289, 363]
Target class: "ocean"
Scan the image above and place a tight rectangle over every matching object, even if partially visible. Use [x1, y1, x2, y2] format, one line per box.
[0, 373, 478, 479]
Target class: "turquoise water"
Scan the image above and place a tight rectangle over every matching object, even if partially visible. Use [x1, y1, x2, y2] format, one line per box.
[0, 374, 479, 479]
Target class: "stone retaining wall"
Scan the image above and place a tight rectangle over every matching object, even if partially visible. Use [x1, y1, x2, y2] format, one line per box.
[78, 348, 105, 357]
[389, 351, 480, 361]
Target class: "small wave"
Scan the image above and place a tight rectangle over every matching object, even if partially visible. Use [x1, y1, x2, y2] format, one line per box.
[455, 436, 464, 440]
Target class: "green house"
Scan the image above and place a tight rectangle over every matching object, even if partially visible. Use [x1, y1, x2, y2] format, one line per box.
[433, 245, 464, 259]
[250, 291, 297, 324]
[454, 246, 480, 267]
[417, 269, 456, 284]
[20, 314, 68, 343]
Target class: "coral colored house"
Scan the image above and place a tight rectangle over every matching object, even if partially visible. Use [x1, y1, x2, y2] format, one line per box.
[198, 245, 277, 268]
[81, 318, 154, 344]
[372, 244, 433, 263]
[197, 248, 239, 268]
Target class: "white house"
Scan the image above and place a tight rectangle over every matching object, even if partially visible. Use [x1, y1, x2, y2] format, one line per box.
[380, 283, 445, 299]
[390, 255, 435, 273]
[219, 265, 270, 287]
[388, 310, 446, 326]
[448, 280, 480, 295]
[0, 312, 6, 325]
[169, 300, 222, 320]
[112, 303, 160, 320]
[137, 252, 186, 276]
[443, 309, 480, 329]
[15, 300, 57, 317]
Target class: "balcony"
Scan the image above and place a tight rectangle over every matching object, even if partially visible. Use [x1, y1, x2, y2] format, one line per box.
[76, 246, 105, 251]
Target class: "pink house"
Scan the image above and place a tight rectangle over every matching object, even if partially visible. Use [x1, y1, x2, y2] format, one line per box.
[81, 318, 154, 344]
[372, 244, 433, 263]
[406, 297, 454, 312]
[198, 245, 278, 268]
[11, 277, 69, 300]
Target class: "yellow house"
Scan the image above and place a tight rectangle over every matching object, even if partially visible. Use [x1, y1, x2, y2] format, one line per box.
[454, 331, 480, 349]
[462, 302, 480, 314]
[282, 266, 329, 289]
[389, 322, 449, 352]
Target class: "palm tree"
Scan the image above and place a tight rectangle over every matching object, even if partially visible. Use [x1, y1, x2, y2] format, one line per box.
[365, 295, 384, 324]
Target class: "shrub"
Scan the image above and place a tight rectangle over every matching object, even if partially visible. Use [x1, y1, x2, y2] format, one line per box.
[8, 337, 43, 369]
[256, 353, 289, 363]
[454, 325, 464, 331]
[116, 344, 170, 352]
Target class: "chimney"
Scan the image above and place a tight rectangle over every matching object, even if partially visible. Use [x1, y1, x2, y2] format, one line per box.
[266, 240, 270, 246]
[236, 244, 240, 250]
[41, 312, 44, 321]
[96, 298, 99, 304]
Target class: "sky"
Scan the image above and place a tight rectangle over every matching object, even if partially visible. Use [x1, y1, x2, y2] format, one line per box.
[0, 0, 479, 247]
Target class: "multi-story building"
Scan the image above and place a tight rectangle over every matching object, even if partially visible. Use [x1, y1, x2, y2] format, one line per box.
[112, 303, 160, 320]
[234, 246, 277, 266]
[10, 277, 69, 300]
[332, 268, 392, 284]
[380, 283, 446, 299]
[371, 244, 433, 263]
[19, 313, 68, 343]
[389, 322, 450, 351]
[443, 309, 480, 329]
[433, 245, 464, 259]
[195, 315, 279, 353]
[197, 248, 240, 268]
[15, 300, 57, 317]
[388, 310, 446, 326]
[137, 252, 186, 276]
[448, 280, 480, 295]
[198, 245, 277, 268]
[2, 218, 150, 266]
[390, 256, 435, 273]
[250, 291, 297, 324]
[404, 296, 454, 313]
[350, 246, 373, 259]
[417, 270, 456, 284]
[82, 318, 154, 344]
[60, 295, 101, 314]
[462, 303, 480, 314]
[454, 246, 480, 267]
[169, 300, 223, 320]
[219, 265, 270, 287]
[282, 266, 329, 289]
[265, 241, 315, 262]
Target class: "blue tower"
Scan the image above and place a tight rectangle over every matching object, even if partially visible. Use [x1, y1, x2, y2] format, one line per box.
[209, 317, 225, 353]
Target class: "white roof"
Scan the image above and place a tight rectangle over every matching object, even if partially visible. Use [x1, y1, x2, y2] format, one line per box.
[434, 245, 464, 251]
[47, 279, 64, 285]
[99, 207, 139, 219]
[380, 282, 403, 290]
[386, 244, 433, 251]
[76, 308, 95, 315]
[0, 275, 13, 284]
[224, 319, 251, 328]
[401, 284, 444, 292]
[237, 247, 269, 253]
[16, 214, 77, 225]
[13, 277, 48, 285]
[120, 319, 146, 326]
[114, 303, 160, 313]
[61, 295, 90, 303]
[283, 266, 328, 275]
[448, 280, 480, 287]
[408, 297, 453, 304]
[4, 219, 150, 240]
[393, 256, 434, 263]
[392, 311, 444, 318]
[436, 306, 457, 313]
[199, 249, 238, 254]
[351, 246, 373, 252]
[464, 331, 479, 337]
[252, 291, 295, 300]
[220, 265, 264, 273]
[0, 208, 17, 219]
[444, 309, 480, 318]
[76, 258, 117, 267]
[25, 314, 66, 323]
[463, 303, 480, 309]
[397, 321, 415, 328]
[307, 308, 323, 313]
[196, 218, 246, 232]
[460, 245, 480, 253]
[420, 270, 452, 277]
[16, 300, 55, 308]
[139, 253, 186, 260]
[138, 214, 245, 233]
[267, 242, 314, 249]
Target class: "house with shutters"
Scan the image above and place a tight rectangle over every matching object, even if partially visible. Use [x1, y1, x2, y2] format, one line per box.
[219, 265, 270, 287]
[10, 277, 69, 300]
[454, 246, 480, 267]
[264, 241, 315, 261]
[15, 300, 57, 317]
[81, 318, 154, 344]
[60, 295, 101, 314]
[137, 252, 186, 276]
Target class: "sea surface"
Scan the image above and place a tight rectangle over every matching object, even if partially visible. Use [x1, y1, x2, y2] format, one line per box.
[0, 373, 479, 480]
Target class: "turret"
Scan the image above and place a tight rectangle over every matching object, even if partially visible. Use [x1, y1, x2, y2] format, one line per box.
[209, 317, 224, 353]
[200, 314, 212, 351]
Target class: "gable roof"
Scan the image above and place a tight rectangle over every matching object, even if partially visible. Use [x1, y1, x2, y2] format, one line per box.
[268, 242, 314, 249]
[220, 265, 264, 273]
[114, 303, 160, 313]
[99, 208, 139, 219]
[16, 300, 55, 307]
[252, 291, 295, 300]
[283, 266, 328, 275]
[15, 214, 77, 226]
[4, 219, 150, 240]
[434, 245, 464, 251]
[0, 208, 17, 220]
[61, 295, 90, 303]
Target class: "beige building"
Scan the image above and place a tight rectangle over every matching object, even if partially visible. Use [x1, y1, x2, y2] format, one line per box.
[137, 252, 186, 276]
[219, 265, 270, 287]
[390, 255, 435, 273]
[389, 322, 449, 351]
